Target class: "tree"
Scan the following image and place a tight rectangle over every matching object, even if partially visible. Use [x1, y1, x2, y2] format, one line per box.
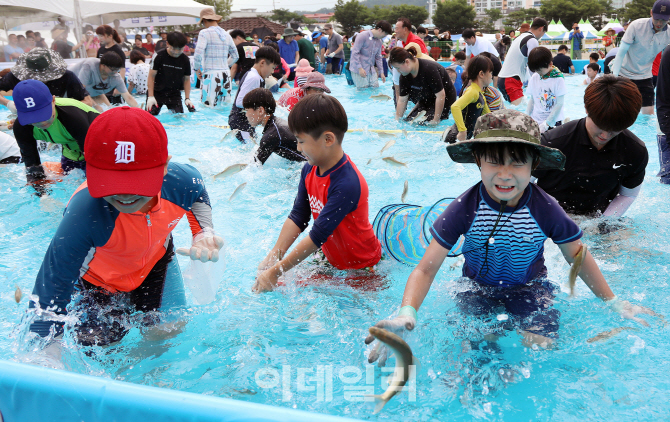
[433, 0, 475, 33]
[540, 0, 607, 30]
[333, 0, 370, 36]
[485, 8, 502, 24]
[382, 5, 429, 27]
[194, 0, 232, 20]
[503, 10, 529, 29]
[269, 8, 316, 25]
[623, 0, 655, 22]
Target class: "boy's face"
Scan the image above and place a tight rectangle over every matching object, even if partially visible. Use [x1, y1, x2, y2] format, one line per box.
[103, 194, 155, 213]
[244, 106, 266, 127]
[584, 117, 622, 149]
[257, 59, 277, 78]
[586, 67, 597, 80]
[167, 44, 184, 57]
[479, 150, 533, 206]
[295, 131, 335, 166]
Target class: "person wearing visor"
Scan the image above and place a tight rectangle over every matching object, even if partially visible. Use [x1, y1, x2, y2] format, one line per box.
[28, 106, 223, 347]
[611, 0, 670, 114]
[366, 109, 657, 361]
[70, 52, 139, 110]
[0, 48, 94, 112]
[12, 80, 99, 193]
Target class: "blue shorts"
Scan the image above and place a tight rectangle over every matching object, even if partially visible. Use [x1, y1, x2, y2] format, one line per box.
[456, 278, 560, 339]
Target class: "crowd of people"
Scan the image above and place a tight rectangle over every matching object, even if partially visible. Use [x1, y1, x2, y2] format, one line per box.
[0, 3, 667, 362]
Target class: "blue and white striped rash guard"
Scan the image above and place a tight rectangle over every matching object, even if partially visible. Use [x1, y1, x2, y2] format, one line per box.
[430, 182, 582, 287]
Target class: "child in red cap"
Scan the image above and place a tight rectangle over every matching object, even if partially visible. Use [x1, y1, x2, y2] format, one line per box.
[29, 106, 223, 346]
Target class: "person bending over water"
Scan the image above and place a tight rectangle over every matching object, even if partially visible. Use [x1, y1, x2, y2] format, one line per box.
[366, 110, 657, 360]
[389, 46, 457, 126]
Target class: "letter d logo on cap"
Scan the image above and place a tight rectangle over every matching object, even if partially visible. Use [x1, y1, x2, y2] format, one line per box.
[25, 97, 35, 108]
[115, 141, 135, 164]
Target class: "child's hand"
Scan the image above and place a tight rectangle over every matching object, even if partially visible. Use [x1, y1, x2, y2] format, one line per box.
[607, 297, 663, 327]
[457, 131, 467, 141]
[257, 249, 283, 274]
[364, 315, 416, 367]
[177, 230, 224, 263]
[253, 268, 279, 293]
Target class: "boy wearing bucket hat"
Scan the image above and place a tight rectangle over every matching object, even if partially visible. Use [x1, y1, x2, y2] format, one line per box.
[12, 80, 99, 191]
[278, 72, 331, 112]
[28, 106, 223, 346]
[0, 48, 94, 112]
[366, 109, 657, 358]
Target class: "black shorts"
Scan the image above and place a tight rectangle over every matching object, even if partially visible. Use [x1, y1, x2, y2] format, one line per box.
[632, 78, 655, 107]
[74, 239, 176, 346]
[150, 91, 184, 115]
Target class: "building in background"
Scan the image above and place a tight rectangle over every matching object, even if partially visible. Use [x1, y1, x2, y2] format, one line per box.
[303, 13, 335, 23]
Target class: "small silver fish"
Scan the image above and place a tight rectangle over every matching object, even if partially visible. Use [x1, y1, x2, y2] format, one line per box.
[365, 327, 416, 414]
[229, 182, 247, 201]
[410, 111, 427, 125]
[568, 244, 588, 297]
[377, 131, 396, 139]
[401, 180, 408, 203]
[14, 285, 21, 303]
[188, 158, 201, 163]
[370, 94, 391, 101]
[379, 139, 396, 154]
[402, 129, 408, 137]
[220, 129, 240, 142]
[367, 159, 372, 165]
[382, 157, 407, 167]
[214, 163, 248, 180]
[587, 327, 638, 343]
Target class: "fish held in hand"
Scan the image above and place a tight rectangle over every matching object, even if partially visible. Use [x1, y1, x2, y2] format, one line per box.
[370, 94, 391, 101]
[410, 111, 427, 124]
[365, 327, 417, 414]
[214, 163, 248, 180]
[382, 157, 407, 167]
[401, 180, 408, 203]
[568, 244, 588, 297]
[229, 182, 247, 201]
[379, 139, 396, 154]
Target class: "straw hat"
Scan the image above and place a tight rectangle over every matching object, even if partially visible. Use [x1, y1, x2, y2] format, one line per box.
[199, 8, 222, 24]
[404, 42, 434, 61]
[446, 109, 566, 170]
[12, 48, 67, 82]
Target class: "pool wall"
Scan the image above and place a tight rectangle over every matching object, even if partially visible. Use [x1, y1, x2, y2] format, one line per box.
[0, 360, 360, 422]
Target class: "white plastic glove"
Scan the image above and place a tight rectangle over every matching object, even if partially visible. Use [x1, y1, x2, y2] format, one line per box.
[365, 306, 416, 367]
[176, 227, 225, 263]
[607, 296, 662, 327]
[7, 101, 16, 113]
[539, 121, 549, 133]
[327, 52, 336, 58]
[146, 96, 157, 112]
[184, 98, 195, 110]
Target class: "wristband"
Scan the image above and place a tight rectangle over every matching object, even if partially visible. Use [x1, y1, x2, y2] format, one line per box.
[605, 295, 619, 306]
[398, 305, 417, 321]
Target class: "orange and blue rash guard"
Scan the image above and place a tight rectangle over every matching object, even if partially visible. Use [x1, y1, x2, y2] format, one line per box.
[288, 154, 381, 270]
[30, 162, 212, 337]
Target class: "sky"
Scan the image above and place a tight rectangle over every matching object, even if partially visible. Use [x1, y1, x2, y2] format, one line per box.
[231, 0, 337, 13]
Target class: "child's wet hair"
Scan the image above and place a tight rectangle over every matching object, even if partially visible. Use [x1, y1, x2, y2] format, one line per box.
[466, 55, 493, 81]
[288, 94, 347, 143]
[584, 75, 641, 132]
[528, 47, 553, 73]
[471, 142, 540, 167]
[242, 88, 276, 115]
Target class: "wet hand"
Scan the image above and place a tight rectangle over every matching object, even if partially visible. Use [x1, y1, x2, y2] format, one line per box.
[457, 131, 467, 141]
[7, 101, 16, 113]
[252, 268, 279, 293]
[196, 70, 203, 80]
[146, 96, 157, 112]
[184, 98, 195, 109]
[365, 315, 416, 366]
[358, 68, 367, 77]
[177, 235, 224, 263]
[381, 74, 386, 83]
[608, 297, 663, 327]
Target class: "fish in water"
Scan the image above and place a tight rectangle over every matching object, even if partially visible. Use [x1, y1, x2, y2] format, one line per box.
[220, 129, 240, 142]
[14, 285, 21, 303]
[188, 158, 201, 163]
[365, 327, 416, 414]
[402, 129, 408, 137]
[370, 94, 392, 101]
[229, 182, 247, 201]
[377, 131, 396, 139]
[568, 244, 588, 297]
[401, 180, 408, 203]
[382, 157, 407, 167]
[410, 111, 427, 125]
[379, 139, 396, 154]
[214, 163, 247, 180]
[367, 158, 372, 165]
[587, 327, 639, 343]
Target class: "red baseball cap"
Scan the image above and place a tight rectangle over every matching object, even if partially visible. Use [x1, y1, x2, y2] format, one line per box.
[85, 106, 168, 198]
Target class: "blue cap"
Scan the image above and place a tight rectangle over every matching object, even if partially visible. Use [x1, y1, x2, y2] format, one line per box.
[312, 31, 322, 39]
[653, 0, 670, 20]
[13, 80, 53, 125]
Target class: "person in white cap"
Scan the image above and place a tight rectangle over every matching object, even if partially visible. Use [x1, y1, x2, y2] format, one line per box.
[193, 8, 239, 107]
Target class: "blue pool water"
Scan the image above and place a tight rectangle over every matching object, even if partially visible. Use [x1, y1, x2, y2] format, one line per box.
[1, 74, 670, 420]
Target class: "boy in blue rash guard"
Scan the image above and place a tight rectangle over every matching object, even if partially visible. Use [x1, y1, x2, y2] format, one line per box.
[366, 110, 657, 362]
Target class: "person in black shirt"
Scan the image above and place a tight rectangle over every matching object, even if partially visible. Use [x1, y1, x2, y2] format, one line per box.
[552, 45, 575, 74]
[146, 32, 194, 115]
[132, 35, 151, 58]
[155, 31, 168, 53]
[242, 88, 305, 164]
[230, 29, 259, 83]
[389, 46, 457, 125]
[0, 48, 93, 111]
[533, 75, 647, 217]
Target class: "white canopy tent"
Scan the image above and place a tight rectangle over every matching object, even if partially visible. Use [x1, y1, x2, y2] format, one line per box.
[78, 0, 206, 25]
